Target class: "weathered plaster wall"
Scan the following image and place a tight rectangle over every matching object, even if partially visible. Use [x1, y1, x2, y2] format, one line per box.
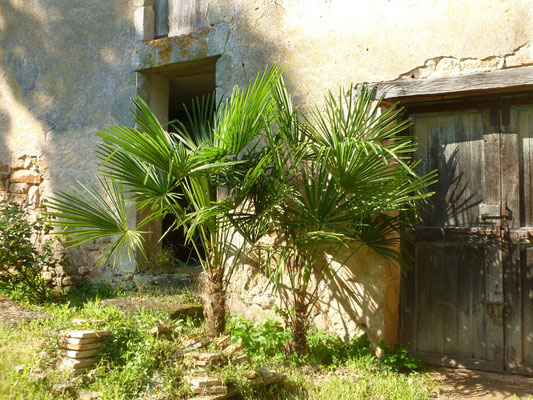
[210, 0, 533, 345]
[0, 0, 138, 283]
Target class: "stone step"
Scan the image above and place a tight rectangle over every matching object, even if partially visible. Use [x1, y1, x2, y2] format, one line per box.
[186, 376, 224, 389]
[64, 348, 100, 359]
[61, 341, 102, 351]
[60, 356, 100, 370]
[191, 385, 228, 395]
[221, 343, 242, 357]
[62, 336, 105, 345]
[63, 330, 108, 339]
[189, 372, 286, 400]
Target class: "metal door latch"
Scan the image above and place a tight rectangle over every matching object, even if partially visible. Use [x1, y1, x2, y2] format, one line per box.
[480, 300, 511, 318]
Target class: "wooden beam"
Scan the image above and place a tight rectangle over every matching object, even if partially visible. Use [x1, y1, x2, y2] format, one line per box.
[366, 66, 533, 103]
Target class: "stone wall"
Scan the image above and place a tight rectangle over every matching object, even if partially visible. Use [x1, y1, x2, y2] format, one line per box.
[0, 0, 139, 282]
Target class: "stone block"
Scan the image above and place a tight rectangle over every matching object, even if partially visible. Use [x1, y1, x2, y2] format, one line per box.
[64, 348, 99, 359]
[60, 356, 99, 370]
[42, 271, 53, 282]
[0, 178, 9, 191]
[10, 170, 41, 184]
[242, 370, 257, 380]
[150, 324, 172, 336]
[214, 335, 231, 349]
[0, 162, 9, 178]
[62, 276, 74, 286]
[9, 194, 28, 206]
[186, 376, 223, 389]
[64, 330, 108, 339]
[61, 341, 101, 351]
[231, 354, 251, 365]
[134, 6, 155, 41]
[222, 343, 242, 356]
[63, 336, 104, 345]
[78, 266, 91, 276]
[9, 182, 29, 193]
[28, 185, 40, 207]
[191, 385, 227, 395]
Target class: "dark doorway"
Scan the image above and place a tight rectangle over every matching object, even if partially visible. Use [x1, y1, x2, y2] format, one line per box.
[161, 70, 216, 265]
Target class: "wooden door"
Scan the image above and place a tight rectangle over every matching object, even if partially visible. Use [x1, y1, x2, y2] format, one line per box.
[400, 96, 533, 374]
[401, 103, 506, 371]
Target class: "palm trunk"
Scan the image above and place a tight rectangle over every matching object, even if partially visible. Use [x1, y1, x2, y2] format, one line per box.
[200, 269, 226, 338]
[286, 293, 308, 355]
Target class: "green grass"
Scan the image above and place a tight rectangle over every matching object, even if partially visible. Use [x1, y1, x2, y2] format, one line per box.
[0, 285, 437, 400]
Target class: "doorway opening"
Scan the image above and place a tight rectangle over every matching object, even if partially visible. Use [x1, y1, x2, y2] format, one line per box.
[161, 69, 216, 266]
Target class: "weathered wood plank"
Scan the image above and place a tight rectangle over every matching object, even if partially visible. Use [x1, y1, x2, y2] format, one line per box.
[504, 243, 522, 370]
[443, 247, 458, 356]
[515, 106, 533, 226]
[430, 247, 446, 355]
[399, 239, 416, 346]
[500, 130, 520, 229]
[523, 248, 533, 370]
[154, 0, 169, 38]
[415, 244, 432, 353]
[413, 111, 485, 226]
[368, 66, 533, 101]
[168, 0, 209, 37]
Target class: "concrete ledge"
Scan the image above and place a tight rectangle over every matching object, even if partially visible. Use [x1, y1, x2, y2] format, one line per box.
[134, 28, 212, 71]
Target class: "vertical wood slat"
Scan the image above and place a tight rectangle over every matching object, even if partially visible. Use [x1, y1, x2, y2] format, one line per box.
[168, 0, 209, 37]
[519, 106, 533, 372]
[413, 112, 484, 227]
[483, 131, 505, 366]
[399, 239, 416, 347]
[415, 244, 432, 353]
[154, 0, 169, 38]
[523, 248, 533, 369]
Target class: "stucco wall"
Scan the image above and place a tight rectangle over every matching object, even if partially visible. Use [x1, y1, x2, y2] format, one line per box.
[0, 0, 138, 283]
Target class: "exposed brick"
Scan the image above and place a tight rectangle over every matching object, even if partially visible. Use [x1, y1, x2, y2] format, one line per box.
[10, 170, 41, 184]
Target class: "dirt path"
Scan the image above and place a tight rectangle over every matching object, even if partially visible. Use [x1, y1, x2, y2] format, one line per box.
[0, 295, 48, 328]
[430, 367, 533, 399]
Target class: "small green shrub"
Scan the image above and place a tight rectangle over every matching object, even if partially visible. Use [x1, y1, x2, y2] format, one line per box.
[227, 316, 290, 361]
[138, 244, 185, 273]
[0, 201, 64, 302]
[379, 341, 426, 372]
[306, 328, 372, 365]
[227, 316, 371, 365]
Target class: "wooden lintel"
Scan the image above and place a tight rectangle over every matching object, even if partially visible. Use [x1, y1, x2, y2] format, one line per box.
[365, 65, 533, 103]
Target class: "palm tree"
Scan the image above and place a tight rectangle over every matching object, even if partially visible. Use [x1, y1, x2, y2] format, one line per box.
[47, 66, 285, 337]
[232, 82, 437, 355]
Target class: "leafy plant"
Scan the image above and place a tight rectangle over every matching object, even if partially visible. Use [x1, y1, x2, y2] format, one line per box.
[47, 66, 286, 337]
[227, 316, 290, 361]
[0, 200, 63, 301]
[227, 315, 371, 366]
[137, 244, 183, 273]
[379, 341, 425, 372]
[233, 81, 437, 354]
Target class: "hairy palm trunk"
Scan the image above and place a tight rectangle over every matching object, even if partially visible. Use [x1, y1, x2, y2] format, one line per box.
[286, 292, 308, 356]
[200, 269, 226, 338]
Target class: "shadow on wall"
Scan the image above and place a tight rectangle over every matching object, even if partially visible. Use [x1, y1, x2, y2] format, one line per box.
[209, 2, 401, 343]
[0, 0, 138, 277]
